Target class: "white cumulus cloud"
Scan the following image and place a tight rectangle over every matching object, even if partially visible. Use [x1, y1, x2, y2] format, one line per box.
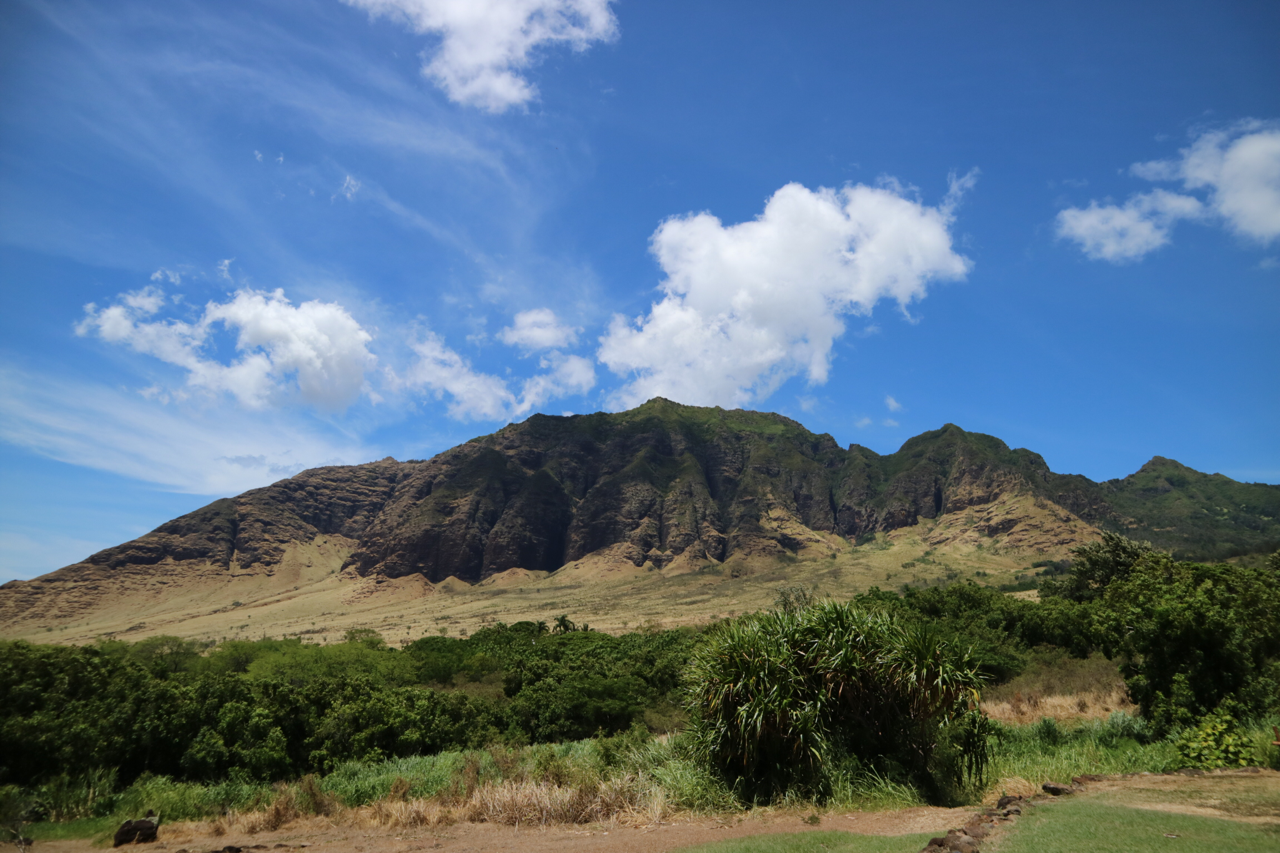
[1059, 121, 1280, 262]
[400, 332, 594, 421]
[598, 176, 975, 410]
[498, 307, 579, 351]
[1056, 190, 1204, 262]
[76, 287, 376, 410]
[342, 0, 618, 113]
[885, 395, 902, 412]
[1133, 121, 1280, 244]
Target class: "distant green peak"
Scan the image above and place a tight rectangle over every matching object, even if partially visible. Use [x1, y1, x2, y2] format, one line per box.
[1134, 456, 1191, 475]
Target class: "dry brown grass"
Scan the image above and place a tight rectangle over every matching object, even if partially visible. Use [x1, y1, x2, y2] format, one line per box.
[209, 784, 305, 835]
[185, 775, 669, 837]
[350, 798, 459, 828]
[982, 686, 1136, 726]
[5, 508, 1080, 646]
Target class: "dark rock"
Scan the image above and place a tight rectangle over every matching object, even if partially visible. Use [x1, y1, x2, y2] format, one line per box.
[995, 794, 1022, 809]
[112, 818, 158, 846]
[945, 835, 980, 853]
[1042, 781, 1075, 796]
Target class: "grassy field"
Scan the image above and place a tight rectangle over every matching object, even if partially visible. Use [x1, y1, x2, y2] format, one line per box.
[988, 796, 1279, 853]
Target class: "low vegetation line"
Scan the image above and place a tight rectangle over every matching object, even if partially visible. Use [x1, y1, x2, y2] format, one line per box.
[2, 538, 1278, 847]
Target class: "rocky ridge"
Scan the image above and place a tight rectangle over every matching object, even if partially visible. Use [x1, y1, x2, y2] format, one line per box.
[3, 399, 1278, 613]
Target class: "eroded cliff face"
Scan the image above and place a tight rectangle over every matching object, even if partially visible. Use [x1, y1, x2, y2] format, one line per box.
[8, 398, 1276, 600]
[56, 458, 406, 579]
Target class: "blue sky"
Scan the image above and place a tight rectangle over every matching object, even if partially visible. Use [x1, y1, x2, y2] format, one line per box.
[2, 0, 1278, 583]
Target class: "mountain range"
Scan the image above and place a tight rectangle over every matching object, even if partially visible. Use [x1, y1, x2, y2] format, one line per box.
[3, 398, 1277, 642]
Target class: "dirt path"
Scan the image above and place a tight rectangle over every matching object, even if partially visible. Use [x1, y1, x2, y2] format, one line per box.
[31, 771, 1279, 853]
[33, 806, 971, 853]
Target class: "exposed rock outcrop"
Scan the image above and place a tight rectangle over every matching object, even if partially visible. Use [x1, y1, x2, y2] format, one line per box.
[3, 399, 1277, 617]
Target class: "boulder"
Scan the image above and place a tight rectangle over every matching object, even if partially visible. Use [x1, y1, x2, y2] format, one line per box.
[112, 818, 158, 846]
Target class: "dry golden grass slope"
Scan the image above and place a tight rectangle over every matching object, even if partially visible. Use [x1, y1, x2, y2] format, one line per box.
[1, 492, 1098, 646]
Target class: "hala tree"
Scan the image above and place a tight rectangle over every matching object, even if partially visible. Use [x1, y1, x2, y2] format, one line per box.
[684, 600, 988, 803]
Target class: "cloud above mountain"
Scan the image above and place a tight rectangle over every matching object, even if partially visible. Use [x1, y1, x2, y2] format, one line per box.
[598, 175, 976, 409]
[76, 287, 377, 411]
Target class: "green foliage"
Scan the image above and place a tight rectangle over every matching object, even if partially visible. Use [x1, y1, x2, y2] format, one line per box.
[684, 601, 987, 804]
[1173, 710, 1254, 770]
[1038, 532, 1156, 602]
[1094, 555, 1280, 732]
[28, 769, 117, 821]
[772, 586, 816, 614]
[0, 623, 697, 791]
[860, 582, 1098, 682]
[986, 713, 1180, 786]
[0, 784, 36, 851]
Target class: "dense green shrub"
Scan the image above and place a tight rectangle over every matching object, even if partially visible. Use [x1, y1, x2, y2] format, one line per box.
[1094, 556, 1280, 732]
[1172, 710, 1254, 770]
[684, 601, 987, 804]
[0, 623, 697, 790]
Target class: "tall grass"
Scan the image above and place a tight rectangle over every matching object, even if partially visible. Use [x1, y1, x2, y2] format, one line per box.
[19, 713, 1280, 839]
[986, 712, 1180, 797]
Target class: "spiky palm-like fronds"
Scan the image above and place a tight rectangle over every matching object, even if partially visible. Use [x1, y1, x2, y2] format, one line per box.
[684, 600, 986, 802]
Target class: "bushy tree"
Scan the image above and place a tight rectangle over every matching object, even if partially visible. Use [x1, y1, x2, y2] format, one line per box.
[684, 601, 987, 803]
[1039, 532, 1156, 602]
[1095, 555, 1280, 732]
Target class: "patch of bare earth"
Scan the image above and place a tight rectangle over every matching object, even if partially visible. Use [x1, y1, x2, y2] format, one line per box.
[30, 773, 1278, 853]
[30, 806, 974, 853]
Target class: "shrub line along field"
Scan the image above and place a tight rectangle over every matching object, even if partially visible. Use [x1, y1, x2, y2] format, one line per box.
[2, 537, 1278, 852]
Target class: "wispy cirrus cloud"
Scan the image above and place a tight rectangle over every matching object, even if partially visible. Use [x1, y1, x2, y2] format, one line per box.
[0, 366, 375, 495]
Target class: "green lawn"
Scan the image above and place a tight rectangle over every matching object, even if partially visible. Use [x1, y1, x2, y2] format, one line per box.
[675, 830, 936, 853]
[992, 797, 1278, 853]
